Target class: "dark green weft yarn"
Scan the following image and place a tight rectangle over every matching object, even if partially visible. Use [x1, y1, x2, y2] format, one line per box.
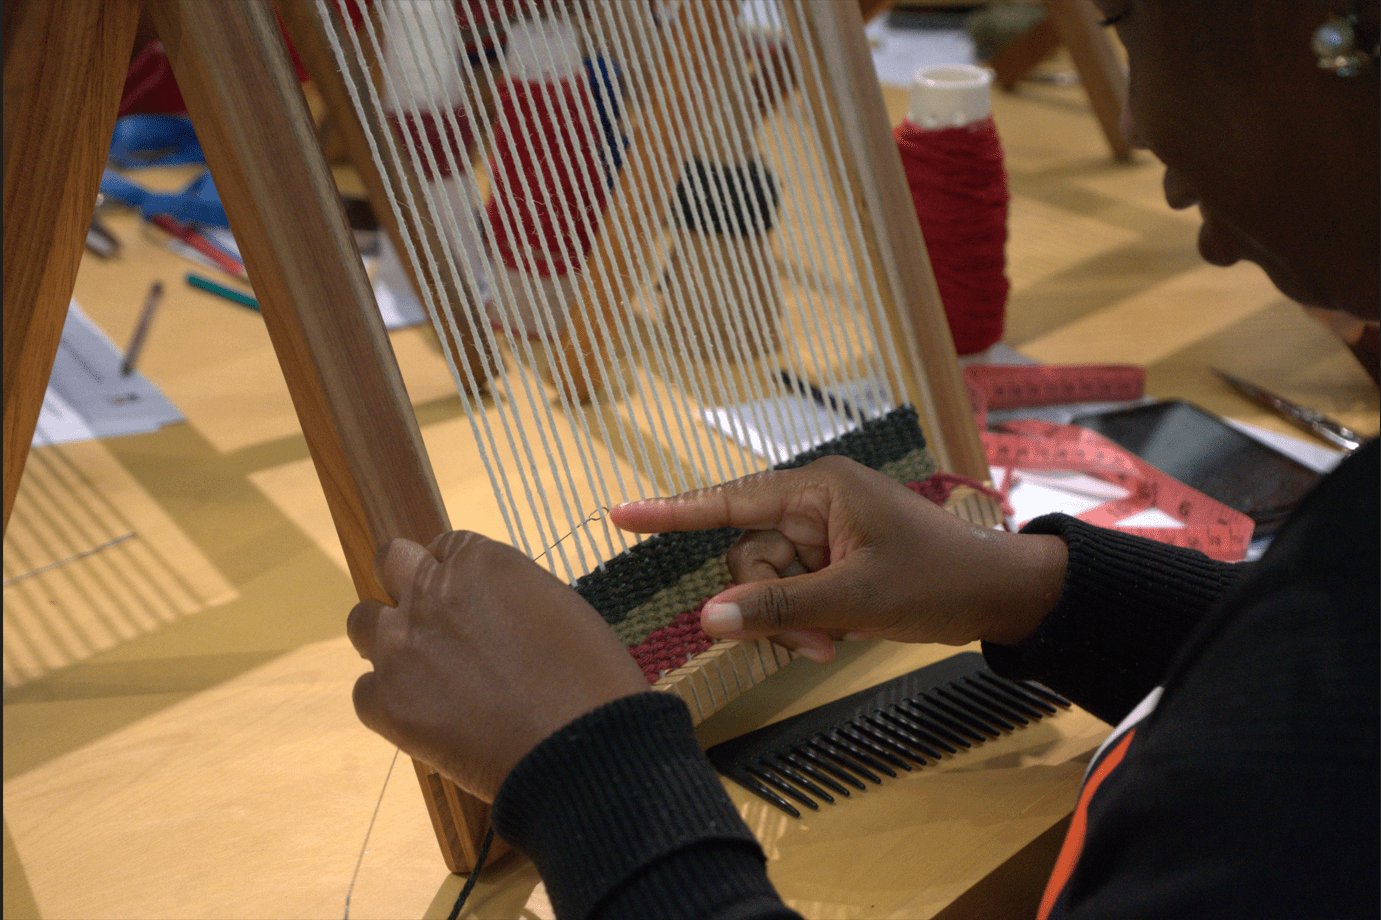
[672, 157, 780, 238]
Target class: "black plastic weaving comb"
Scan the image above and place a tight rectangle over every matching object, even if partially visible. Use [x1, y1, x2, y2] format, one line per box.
[705, 651, 1071, 817]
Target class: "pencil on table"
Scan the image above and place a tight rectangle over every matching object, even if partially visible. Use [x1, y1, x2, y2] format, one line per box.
[121, 281, 165, 377]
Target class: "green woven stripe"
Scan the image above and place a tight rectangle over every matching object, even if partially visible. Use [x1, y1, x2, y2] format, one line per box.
[612, 557, 732, 647]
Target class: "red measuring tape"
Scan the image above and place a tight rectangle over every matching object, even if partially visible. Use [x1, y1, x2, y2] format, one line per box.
[965, 363, 1147, 411]
[965, 365, 1255, 561]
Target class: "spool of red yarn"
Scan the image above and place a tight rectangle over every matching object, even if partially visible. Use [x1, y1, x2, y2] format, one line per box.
[483, 16, 617, 337]
[377, 1, 523, 181]
[895, 64, 1010, 358]
[487, 72, 610, 279]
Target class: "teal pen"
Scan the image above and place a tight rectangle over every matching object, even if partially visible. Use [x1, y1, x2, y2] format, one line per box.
[186, 273, 259, 311]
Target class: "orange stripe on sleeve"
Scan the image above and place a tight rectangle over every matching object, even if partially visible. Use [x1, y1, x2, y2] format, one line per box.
[1037, 729, 1138, 920]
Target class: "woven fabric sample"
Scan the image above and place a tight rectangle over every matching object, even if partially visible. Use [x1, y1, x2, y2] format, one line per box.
[572, 406, 937, 682]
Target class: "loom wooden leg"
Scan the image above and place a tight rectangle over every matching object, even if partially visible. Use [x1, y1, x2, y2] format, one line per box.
[2, 0, 144, 535]
[990, 17, 1062, 92]
[414, 761, 507, 874]
[662, 232, 783, 365]
[412, 762, 468, 873]
[552, 321, 603, 405]
[276, 0, 499, 392]
[150, 0, 494, 873]
[543, 131, 652, 405]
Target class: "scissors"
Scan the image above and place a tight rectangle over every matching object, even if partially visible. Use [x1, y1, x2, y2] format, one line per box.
[1213, 368, 1364, 452]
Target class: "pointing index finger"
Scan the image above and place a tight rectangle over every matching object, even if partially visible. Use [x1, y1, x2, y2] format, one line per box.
[610, 471, 800, 534]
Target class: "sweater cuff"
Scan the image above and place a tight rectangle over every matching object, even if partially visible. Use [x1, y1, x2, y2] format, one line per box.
[982, 514, 1246, 724]
[491, 692, 785, 920]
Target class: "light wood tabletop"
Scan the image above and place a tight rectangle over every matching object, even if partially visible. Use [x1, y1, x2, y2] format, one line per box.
[5, 73, 1376, 920]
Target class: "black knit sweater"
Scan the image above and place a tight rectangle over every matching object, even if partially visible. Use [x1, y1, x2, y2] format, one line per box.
[491, 439, 1379, 920]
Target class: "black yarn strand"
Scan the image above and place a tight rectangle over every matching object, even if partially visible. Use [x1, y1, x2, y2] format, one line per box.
[446, 826, 496, 920]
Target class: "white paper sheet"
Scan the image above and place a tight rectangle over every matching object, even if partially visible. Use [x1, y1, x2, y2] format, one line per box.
[33, 301, 184, 446]
[703, 379, 891, 464]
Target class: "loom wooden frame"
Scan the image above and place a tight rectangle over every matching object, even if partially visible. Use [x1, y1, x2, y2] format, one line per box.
[3, 0, 988, 875]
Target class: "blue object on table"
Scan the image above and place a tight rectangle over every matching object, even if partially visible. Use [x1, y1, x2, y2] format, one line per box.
[100, 168, 229, 229]
[586, 56, 626, 181]
[104, 114, 228, 228]
[108, 114, 206, 168]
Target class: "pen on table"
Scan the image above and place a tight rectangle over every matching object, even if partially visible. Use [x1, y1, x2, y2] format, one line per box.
[779, 369, 859, 421]
[186, 273, 259, 311]
[1213, 367, 1363, 452]
[86, 193, 120, 259]
[121, 281, 164, 377]
[151, 214, 246, 277]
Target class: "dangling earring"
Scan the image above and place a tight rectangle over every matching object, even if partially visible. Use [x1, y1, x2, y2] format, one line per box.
[1313, 6, 1379, 77]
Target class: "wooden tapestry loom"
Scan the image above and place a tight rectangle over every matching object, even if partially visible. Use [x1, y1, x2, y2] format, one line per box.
[3, 0, 994, 874]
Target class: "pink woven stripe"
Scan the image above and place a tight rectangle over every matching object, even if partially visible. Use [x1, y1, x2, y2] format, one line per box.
[628, 606, 717, 684]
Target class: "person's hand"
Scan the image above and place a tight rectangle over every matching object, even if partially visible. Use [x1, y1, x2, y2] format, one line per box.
[347, 531, 649, 802]
[610, 456, 1067, 662]
[1304, 308, 1379, 384]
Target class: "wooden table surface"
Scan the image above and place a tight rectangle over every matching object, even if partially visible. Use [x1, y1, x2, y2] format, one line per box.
[4, 75, 1376, 920]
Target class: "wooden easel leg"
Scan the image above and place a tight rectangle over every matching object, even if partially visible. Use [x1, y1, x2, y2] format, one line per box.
[1046, 0, 1132, 161]
[2, 0, 144, 535]
[990, 17, 1062, 92]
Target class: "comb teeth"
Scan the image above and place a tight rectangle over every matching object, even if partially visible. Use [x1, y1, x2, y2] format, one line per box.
[706, 652, 1070, 816]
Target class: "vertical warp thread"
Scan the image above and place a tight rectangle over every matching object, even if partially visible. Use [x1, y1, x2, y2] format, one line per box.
[485, 61, 613, 278]
[895, 116, 1010, 356]
[380, 0, 513, 181]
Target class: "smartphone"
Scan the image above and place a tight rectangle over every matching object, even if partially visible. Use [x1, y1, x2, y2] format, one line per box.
[1070, 400, 1322, 536]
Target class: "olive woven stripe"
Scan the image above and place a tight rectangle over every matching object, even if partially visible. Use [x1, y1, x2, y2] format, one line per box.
[878, 447, 938, 486]
[612, 557, 732, 647]
[576, 405, 930, 623]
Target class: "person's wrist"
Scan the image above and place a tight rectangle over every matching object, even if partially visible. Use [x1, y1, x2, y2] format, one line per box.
[977, 533, 1068, 646]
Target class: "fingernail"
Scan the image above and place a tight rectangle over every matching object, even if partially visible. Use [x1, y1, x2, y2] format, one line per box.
[701, 601, 743, 636]
[842, 631, 873, 642]
[794, 644, 831, 664]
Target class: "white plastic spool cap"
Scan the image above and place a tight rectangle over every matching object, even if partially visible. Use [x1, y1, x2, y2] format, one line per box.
[504, 17, 583, 82]
[906, 64, 993, 129]
[380, 0, 467, 110]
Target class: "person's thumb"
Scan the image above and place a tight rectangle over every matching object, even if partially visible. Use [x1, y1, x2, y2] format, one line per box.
[701, 566, 853, 641]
